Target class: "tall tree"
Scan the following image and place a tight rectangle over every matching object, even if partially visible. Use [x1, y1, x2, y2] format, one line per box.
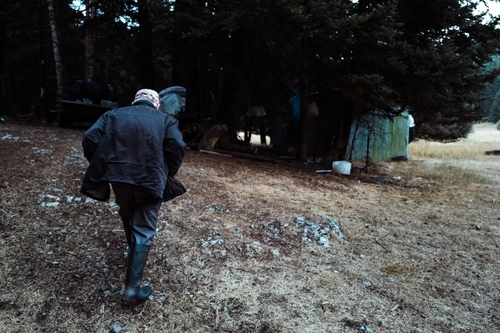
[0, 0, 56, 116]
[481, 56, 500, 117]
[136, 0, 155, 87]
[489, 89, 500, 122]
[391, 0, 500, 140]
[84, 0, 97, 77]
[46, 0, 64, 90]
[3, 0, 500, 154]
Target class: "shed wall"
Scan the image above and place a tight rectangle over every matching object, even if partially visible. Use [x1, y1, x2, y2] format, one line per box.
[346, 113, 409, 161]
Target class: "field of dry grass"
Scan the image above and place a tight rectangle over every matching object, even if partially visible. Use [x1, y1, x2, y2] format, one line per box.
[406, 122, 500, 185]
[0, 120, 499, 333]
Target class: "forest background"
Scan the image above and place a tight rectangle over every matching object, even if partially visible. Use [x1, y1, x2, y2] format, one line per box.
[1, 0, 500, 163]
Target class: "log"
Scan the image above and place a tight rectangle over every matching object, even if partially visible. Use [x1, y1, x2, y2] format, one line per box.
[213, 149, 276, 163]
[199, 149, 231, 157]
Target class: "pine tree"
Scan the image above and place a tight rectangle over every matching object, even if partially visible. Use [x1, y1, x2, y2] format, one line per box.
[3, 0, 500, 150]
[489, 89, 500, 123]
[390, 0, 500, 140]
[481, 56, 500, 116]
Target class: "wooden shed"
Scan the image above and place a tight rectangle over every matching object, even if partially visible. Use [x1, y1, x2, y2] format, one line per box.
[346, 111, 411, 162]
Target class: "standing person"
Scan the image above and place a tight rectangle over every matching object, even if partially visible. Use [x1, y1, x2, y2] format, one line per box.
[80, 89, 186, 304]
[408, 113, 416, 143]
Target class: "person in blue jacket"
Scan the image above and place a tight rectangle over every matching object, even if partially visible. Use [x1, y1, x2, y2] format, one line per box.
[81, 89, 186, 304]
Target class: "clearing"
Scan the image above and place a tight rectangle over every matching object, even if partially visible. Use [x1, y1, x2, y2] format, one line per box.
[0, 119, 499, 332]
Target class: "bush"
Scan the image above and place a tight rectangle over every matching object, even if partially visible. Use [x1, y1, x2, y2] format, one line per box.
[418, 122, 472, 141]
[488, 90, 500, 123]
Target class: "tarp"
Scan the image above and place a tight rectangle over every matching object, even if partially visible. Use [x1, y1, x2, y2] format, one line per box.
[159, 86, 186, 116]
[292, 87, 301, 121]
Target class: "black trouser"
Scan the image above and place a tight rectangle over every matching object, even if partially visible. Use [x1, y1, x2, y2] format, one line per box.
[409, 127, 415, 143]
[111, 183, 161, 246]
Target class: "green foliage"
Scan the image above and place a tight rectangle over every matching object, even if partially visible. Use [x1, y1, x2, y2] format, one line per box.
[1, 0, 52, 115]
[480, 77, 500, 116]
[418, 121, 472, 142]
[2, 0, 500, 147]
[479, 56, 500, 117]
[391, 0, 500, 140]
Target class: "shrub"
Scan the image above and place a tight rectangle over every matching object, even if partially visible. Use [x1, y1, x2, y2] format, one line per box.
[488, 90, 500, 122]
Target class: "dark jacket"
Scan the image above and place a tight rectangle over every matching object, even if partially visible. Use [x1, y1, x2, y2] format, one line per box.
[80, 101, 186, 202]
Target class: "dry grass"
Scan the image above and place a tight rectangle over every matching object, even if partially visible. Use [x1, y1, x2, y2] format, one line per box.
[391, 122, 500, 186]
[0, 120, 499, 333]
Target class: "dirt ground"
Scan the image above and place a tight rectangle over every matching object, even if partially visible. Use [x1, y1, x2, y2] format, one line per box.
[0, 119, 499, 333]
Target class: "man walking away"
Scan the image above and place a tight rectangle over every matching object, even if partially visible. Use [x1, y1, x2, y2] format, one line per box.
[80, 89, 186, 304]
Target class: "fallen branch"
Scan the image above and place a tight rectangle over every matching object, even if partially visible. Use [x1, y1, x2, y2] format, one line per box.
[212, 306, 220, 328]
[213, 149, 276, 163]
[375, 239, 390, 252]
[199, 149, 231, 157]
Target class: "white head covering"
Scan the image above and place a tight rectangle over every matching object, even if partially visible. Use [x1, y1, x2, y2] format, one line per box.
[408, 114, 415, 127]
[133, 89, 160, 109]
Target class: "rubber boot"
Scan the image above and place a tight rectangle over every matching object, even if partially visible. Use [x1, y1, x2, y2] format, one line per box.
[122, 244, 152, 304]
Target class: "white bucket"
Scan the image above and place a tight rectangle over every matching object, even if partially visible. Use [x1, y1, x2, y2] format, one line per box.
[332, 160, 352, 175]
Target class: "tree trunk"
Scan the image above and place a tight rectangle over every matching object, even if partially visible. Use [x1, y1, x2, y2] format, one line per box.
[297, 39, 309, 162]
[0, 4, 6, 76]
[322, 105, 353, 166]
[137, 0, 154, 87]
[46, 0, 64, 88]
[38, 1, 50, 122]
[84, 0, 96, 77]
